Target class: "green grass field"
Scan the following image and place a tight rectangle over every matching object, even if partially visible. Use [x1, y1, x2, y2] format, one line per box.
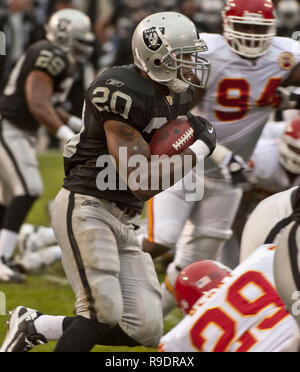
[0, 152, 182, 352]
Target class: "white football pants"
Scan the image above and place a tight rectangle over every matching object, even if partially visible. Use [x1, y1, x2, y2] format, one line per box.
[52, 188, 163, 347]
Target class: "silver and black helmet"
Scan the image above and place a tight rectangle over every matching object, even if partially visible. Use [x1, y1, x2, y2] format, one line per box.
[46, 9, 95, 62]
[132, 12, 211, 93]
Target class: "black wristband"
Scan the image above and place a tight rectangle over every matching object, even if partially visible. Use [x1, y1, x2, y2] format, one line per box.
[290, 93, 300, 109]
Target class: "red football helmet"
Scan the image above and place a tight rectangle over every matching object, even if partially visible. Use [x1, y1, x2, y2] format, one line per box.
[279, 117, 300, 174]
[222, 0, 276, 58]
[175, 260, 231, 315]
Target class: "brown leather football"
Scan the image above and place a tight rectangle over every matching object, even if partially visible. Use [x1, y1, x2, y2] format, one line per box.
[150, 118, 195, 156]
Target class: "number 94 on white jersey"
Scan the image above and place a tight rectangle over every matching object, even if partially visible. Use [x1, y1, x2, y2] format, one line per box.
[196, 34, 300, 163]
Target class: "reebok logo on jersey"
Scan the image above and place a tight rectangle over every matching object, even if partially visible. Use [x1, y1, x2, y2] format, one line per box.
[82, 200, 100, 208]
[106, 79, 125, 88]
[143, 27, 165, 52]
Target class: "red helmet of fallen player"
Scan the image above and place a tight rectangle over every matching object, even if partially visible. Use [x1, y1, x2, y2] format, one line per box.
[175, 260, 231, 314]
[279, 117, 300, 174]
[222, 0, 276, 59]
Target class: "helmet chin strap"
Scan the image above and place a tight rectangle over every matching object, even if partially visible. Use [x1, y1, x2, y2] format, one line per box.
[155, 27, 190, 94]
[164, 78, 189, 94]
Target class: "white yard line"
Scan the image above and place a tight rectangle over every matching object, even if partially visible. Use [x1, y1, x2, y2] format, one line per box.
[42, 275, 69, 286]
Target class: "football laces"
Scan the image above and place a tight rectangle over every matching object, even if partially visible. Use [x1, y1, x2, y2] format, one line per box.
[172, 128, 194, 152]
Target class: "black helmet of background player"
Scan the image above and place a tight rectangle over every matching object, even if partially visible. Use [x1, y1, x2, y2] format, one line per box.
[46, 9, 95, 63]
[175, 260, 231, 314]
[279, 117, 300, 175]
[132, 12, 211, 94]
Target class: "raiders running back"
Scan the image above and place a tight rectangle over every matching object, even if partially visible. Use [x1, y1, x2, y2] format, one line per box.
[63, 64, 194, 210]
[46, 12, 216, 352]
[0, 40, 75, 132]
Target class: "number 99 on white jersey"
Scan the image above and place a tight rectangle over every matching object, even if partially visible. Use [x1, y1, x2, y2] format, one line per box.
[159, 244, 298, 352]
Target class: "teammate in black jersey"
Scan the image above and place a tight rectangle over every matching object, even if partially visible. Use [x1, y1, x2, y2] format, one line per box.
[0, 9, 94, 283]
[0, 12, 216, 352]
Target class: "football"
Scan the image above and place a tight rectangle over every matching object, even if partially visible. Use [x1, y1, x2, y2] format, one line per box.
[150, 118, 195, 156]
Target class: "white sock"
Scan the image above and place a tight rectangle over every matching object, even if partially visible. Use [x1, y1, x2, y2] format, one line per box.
[39, 245, 62, 266]
[18, 246, 62, 271]
[0, 229, 19, 259]
[34, 315, 65, 341]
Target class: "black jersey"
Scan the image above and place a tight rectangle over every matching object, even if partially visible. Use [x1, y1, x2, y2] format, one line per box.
[0, 40, 75, 132]
[63, 65, 194, 210]
[292, 186, 300, 212]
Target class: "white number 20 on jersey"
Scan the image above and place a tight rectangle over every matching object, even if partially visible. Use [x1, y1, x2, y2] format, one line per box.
[92, 87, 132, 120]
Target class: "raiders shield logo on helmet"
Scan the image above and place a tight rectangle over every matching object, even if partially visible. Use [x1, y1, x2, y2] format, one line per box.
[58, 18, 72, 32]
[143, 27, 165, 52]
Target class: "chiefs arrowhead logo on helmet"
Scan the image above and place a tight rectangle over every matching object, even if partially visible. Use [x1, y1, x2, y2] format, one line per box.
[175, 260, 231, 315]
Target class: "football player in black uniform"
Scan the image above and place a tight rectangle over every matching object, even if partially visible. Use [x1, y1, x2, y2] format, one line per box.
[0, 12, 216, 352]
[0, 9, 94, 283]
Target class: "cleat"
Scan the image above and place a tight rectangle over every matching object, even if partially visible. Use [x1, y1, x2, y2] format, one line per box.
[0, 258, 25, 283]
[0, 306, 47, 352]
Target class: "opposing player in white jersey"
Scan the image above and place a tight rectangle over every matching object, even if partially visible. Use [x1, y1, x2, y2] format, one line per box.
[142, 0, 300, 316]
[251, 118, 300, 194]
[239, 186, 300, 351]
[159, 244, 298, 352]
[240, 186, 300, 261]
[221, 116, 300, 263]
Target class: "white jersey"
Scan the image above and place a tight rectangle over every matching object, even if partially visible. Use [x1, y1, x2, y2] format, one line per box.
[240, 187, 299, 261]
[196, 34, 300, 173]
[250, 121, 300, 193]
[251, 121, 290, 192]
[159, 244, 298, 352]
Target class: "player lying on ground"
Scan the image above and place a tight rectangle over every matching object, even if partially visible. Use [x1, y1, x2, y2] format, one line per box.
[0, 11, 217, 352]
[15, 224, 61, 273]
[159, 245, 298, 352]
[0, 9, 94, 283]
[142, 0, 300, 318]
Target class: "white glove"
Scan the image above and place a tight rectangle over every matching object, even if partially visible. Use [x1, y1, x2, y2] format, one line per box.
[67, 116, 82, 133]
[56, 125, 75, 142]
[276, 86, 298, 110]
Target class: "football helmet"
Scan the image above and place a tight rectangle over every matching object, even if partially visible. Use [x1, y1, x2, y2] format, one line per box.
[223, 0, 276, 59]
[279, 117, 300, 174]
[175, 260, 231, 314]
[200, 0, 223, 30]
[46, 9, 95, 62]
[132, 12, 211, 93]
[277, 0, 300, 30]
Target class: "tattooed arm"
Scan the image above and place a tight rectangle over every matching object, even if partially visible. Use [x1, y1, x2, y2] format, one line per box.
[104, 120, 198, 201]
